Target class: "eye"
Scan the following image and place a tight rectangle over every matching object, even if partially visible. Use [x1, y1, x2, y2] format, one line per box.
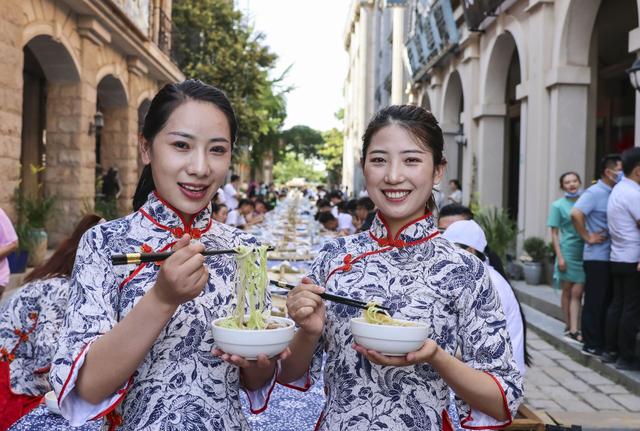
[369, 157, 385, 164]
[210, 145, 228, 154]
[172, 141, 189, 150]
[405, 157, 422, 164]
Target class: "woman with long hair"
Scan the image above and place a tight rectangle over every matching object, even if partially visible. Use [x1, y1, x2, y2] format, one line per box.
[0, 214, 102, 430]
[279, 105, 523, 430]
[50, 80, 284, 430]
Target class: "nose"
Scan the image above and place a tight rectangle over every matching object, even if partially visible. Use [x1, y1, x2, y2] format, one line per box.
[186, 148, 210, 177]
[384, 158, 404, 184]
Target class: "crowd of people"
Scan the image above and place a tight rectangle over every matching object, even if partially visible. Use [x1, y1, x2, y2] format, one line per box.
[547, 149, 640, 370]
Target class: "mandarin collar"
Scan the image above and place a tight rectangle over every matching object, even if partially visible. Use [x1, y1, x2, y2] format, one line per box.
[139, 191, 213, 239]
[369, 211, 439, 247]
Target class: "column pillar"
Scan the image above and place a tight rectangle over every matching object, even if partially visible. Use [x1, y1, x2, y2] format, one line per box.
[390, 4, 405, 105]
[473, 104, 507, 208]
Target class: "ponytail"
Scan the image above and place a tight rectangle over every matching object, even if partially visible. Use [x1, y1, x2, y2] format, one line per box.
[133, 165, 155, 211]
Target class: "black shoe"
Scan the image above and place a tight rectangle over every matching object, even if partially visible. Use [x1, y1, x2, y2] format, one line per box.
[614, 359, 639, 371]
[601, 351, 618, 364]
[582, 346, 602, 356]
[565, 331, 583, 344]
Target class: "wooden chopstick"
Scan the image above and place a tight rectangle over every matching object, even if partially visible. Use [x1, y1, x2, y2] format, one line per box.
[111, 246, 274, 266]
[269, 279, 390, 313]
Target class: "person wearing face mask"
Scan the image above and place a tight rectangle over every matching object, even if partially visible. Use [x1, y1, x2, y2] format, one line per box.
[548, 172, 586, 343]
[604, 147, 640, 370]
[571, 154, 622, 357]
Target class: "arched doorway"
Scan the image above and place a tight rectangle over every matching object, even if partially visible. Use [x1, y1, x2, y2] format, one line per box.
[96, 74, 129, 214]
[592, 0, 637, 169]
[504, 52, 521, 220]
[137, 98, 151, 175]
[442, 71, 464, 186]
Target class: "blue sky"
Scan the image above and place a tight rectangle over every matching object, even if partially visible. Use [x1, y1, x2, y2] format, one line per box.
[239, 0, 350, 131]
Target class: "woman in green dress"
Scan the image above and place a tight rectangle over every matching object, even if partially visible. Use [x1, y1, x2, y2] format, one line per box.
[547, 172, 586, 342]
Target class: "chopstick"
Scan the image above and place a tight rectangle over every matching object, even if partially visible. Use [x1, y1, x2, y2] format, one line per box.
[269, 279, 390, 314]
[111, 246, 274, 266]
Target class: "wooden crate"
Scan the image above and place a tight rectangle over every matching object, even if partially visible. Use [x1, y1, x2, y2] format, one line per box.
[504, 404, 552, 431]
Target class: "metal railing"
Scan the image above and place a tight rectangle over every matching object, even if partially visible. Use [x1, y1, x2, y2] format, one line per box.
[158, 8, 172, 58]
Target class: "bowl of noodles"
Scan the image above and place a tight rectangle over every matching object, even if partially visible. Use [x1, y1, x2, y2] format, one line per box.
[350, 304, 428, 356]
[212, 245, 295, 360]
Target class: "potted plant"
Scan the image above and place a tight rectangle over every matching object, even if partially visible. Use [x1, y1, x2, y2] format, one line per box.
[475, 206, 518, 264]
[7, 222, 30, 273]
[522, 237, 546, 285]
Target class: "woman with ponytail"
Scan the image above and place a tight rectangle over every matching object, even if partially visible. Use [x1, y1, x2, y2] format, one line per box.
[50, 80, 283, 430]
[279, 105, 523, 430]
[0, 214, 101, 430]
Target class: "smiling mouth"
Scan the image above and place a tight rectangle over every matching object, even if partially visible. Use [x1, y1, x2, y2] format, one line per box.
[382, 190, 411, 200]
[178, 183, 210, 198]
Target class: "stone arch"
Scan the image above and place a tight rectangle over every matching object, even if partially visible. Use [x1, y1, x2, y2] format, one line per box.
[441, 70, 465, 186]
[483, 31, 520, 106]
[421, 89, 431, 112]
[21, 32, 81, 82]
[441, 71, 463, 127]
[554, 0, 601, 67]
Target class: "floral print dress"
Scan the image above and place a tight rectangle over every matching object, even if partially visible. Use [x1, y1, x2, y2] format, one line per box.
[282, 213, 523, 431]
[50, 192, 274, 431]
[0, 277, 69, 430]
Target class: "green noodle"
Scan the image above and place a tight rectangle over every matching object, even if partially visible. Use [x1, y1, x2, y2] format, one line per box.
[217, 245, 270, 330]
[362, 302, 416, 327]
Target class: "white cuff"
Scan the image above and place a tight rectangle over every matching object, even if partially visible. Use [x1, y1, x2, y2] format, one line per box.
[58, 338, 129, 426]
[242, 364, 279, 414]
[460, 409, 511, 429]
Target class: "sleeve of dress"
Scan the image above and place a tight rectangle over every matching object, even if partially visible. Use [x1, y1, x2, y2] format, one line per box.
[50, 228, 130, 426]
[453, 259, 524, 429]
[546, 201, 561, 228]
[573, 190, 594, 216]
[276, 244, 332, 392]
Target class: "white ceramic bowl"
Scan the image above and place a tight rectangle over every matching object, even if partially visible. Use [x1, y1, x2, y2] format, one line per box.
[350, 317, 429, 356]
[45, 390, 61, 415]
[212, 316, 295, 360]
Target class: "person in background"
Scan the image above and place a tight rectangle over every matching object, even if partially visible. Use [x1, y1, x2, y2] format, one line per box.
[328, 191, 343, 217]
[571, 154, 622, 357]
[605, 147, 640, 370]
[442, 219, 529, 375]
[314, 199, 332, 221]
[355, 197, 376, 232]
[212, 202, 229, 224]
[317, 212, 339, 232]
[437, 204, 508, 279]
[223, 174, 241, 210]
[0, 214, 102, 431]
[0, 209, 18, 300]
[548, 172, 586, 343]
[335, 202, 356, 235]
[447, 179, 462, 205]
[254, 199, 270, 216]
[102, 167, 123, 202]
[226, 199, 255, 230]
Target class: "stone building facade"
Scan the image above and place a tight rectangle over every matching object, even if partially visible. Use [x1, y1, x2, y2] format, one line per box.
[344, 0, 639, 244]
[0, 0, 183, 244]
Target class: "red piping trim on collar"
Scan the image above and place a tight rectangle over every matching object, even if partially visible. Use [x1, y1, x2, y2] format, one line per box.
[146, 191, 212, 237]
[373, 210, 433, 243]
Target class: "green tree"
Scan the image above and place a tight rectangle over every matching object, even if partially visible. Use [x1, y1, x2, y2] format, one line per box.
[319, 128, 343, 187]
[280, 125, 324, 160]
[272, 153, 325, 184]
[172, 0, 288, 170]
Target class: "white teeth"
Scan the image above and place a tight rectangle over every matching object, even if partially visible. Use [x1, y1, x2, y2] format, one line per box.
[182, 185, 206, 192]
[384, 191, 410, 199]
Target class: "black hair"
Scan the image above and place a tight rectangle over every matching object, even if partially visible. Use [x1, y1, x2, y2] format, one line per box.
[212, 202, 227, 214]
[345, 199, 358, 215]
[622, 147, 640, 176]
[316, 199, 331, 209]
[356, 197, 375, 211]
[318, 212, 337, 225]
[230, 174, 240, 182]
[336, 201, 347, 213]
[133, 79, 238, 211]
[438, 204, 473, 220]
[328, 190, 343, 201]
[599, 154, 622, 177]
[558, 171, 581, 189]
[449, 179, 461, 191]
[238, 199, 254, 209]
[361, 105, 446, 211]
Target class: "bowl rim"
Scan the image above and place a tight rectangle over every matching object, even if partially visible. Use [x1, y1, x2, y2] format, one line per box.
[349, 316, 428, 329]
[212, 315, 295, 332]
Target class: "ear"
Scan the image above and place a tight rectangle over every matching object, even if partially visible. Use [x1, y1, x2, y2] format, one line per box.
[433, 161, 447, 186]
[139, 135, 152, 165]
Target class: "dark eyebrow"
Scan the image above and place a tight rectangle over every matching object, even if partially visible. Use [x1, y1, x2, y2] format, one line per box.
[168, 131, 230, 143]
[368, 149, 426, 155]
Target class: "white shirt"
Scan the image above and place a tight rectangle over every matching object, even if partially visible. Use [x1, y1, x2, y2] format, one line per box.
[607, 177, 640, 263]
[330, 206, 339, 217]
[486, 264, 526, 376]
[216, 187, 226, 204]
[225, 209, 246, 227]
[223, 183, 238, 210]
[448, 189, 462, 205]
[337, 213, 356, 234]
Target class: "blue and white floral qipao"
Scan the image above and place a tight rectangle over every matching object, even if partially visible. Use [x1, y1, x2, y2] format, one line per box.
[0, 276, 68, 396]
[50, 192, 274, 431]
[283, 213, 523, 431]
